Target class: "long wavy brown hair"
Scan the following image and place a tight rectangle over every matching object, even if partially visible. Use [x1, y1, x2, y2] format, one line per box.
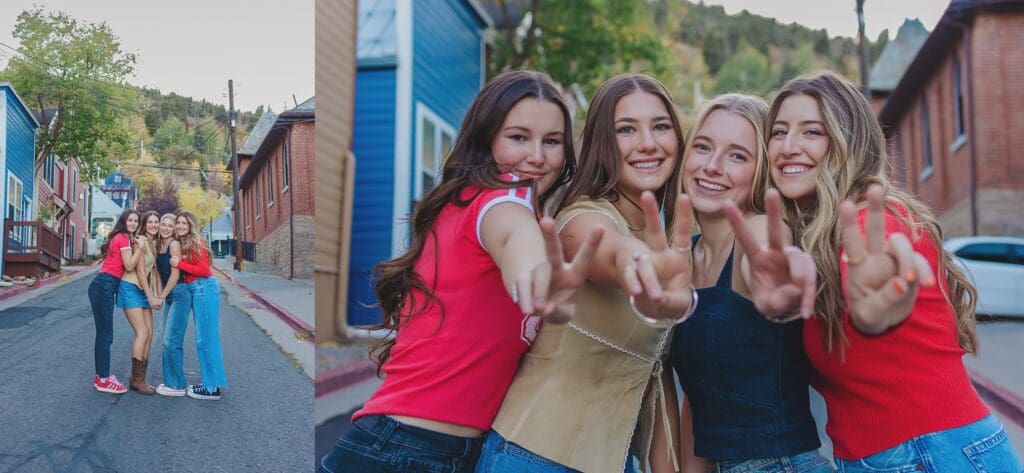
[368, 70, 576, 373]
[769, 71, 978, 355]
[558, 73, 683, 231]
[175, 211, 209, 261]
[100, 209, 140, 257]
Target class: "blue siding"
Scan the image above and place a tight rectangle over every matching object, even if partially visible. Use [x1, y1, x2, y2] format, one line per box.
[348, 67, 397, 325]
[3, 86, 38, 221]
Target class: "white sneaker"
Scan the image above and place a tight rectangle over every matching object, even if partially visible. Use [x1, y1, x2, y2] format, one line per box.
[156, 384, 187, 397]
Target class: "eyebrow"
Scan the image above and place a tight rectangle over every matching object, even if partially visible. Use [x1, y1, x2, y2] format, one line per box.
[694, 135, 753, 156]
[773, 120, 825, 127]
[615, 115, 672, 124]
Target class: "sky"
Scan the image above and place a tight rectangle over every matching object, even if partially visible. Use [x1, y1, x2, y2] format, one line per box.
[700, 0, 949, 39]
[0, 0, 313, 113]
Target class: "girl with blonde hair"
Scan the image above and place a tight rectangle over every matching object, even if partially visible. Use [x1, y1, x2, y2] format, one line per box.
[154, 213, 191, 396]
[118, 210, 161, 395]
[170, 211, 226, 400]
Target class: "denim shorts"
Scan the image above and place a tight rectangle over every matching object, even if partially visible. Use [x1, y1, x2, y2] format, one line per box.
[834, 414, 1023, 472]
[319, 415, 483, 473]
[714, 450, 835, 473]
[116, 281, 149, 309]
[475, 430, 582, 473]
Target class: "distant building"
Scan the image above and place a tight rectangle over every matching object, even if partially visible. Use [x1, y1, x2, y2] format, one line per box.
[90, 188, 123, 240]
[34, 109, 90, 262]
[1, 82, 45, 277]
[202, 208, 235, 258]
[235, 98, 315, 279]
[869, 19, 929, 114]
[876, 0, 1024, 238]
[101, 172, 137, 210]
[346, 0, 492, 325]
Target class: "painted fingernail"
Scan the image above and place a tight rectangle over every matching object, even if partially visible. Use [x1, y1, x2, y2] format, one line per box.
[892, 279, 906, 295]
[924, 276, 936, 287]
[905, 271, 916, 283]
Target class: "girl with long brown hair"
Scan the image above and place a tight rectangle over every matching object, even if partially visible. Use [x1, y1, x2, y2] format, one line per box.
[117, 210, 161, 394]
[768, 71, 1022, 471]
[319, 70, 602, 473]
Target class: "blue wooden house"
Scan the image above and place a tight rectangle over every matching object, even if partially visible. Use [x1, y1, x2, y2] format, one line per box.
[347, 0, 492, 325]
[0, 82, 41, 276]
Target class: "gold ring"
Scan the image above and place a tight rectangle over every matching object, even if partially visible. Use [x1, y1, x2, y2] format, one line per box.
[841, 252, 866, 265]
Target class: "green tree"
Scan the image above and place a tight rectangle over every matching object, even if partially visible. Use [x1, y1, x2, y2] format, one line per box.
[489, 0, 670, 96]
[0, 6, 138, 173]
[151, 117, 190, 153]
[712, 42, 776, 96]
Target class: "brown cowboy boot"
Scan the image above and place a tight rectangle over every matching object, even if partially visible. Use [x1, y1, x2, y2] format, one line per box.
[140, 358, 157, 393]
[130, 358, 156, 395]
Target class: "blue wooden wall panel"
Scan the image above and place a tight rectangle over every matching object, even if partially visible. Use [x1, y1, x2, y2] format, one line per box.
[3, 86, 38, 220]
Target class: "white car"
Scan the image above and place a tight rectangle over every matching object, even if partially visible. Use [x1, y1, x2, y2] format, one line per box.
[943, 236, 1024, 318]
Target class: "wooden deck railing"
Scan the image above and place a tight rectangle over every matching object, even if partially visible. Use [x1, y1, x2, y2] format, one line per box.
[4, 220, 62, 276]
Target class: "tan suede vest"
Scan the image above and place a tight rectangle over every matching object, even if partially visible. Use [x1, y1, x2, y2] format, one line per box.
[491, 198, 675, 473]
[121, 241, 155, 288]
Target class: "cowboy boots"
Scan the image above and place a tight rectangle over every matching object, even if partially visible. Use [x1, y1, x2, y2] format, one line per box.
[130, 358, 156, 395]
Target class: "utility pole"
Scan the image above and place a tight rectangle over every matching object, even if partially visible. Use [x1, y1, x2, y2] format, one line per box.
[229, 80, 242, 270]
[856, 0, 871, 97]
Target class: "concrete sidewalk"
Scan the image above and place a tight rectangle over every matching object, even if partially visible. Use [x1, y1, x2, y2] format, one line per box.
[213, 258, 315, 379]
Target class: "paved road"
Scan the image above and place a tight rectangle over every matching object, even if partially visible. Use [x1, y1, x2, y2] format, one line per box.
[0, 275, 312, 472]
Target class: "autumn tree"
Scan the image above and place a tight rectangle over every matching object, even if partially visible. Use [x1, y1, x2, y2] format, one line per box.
[177, 183, 224, 232]
[136, 179, 180, 216]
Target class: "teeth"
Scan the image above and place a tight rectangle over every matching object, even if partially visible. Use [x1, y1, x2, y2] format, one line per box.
[631, 160, 661, 169]
[782, 165, 810, 175]
[697, 180, 726, 191]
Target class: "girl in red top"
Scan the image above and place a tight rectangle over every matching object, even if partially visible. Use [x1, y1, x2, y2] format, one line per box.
[319, 70, 602, 473]
[767, 71, 1022, 471]
[88, 209, 144, 394]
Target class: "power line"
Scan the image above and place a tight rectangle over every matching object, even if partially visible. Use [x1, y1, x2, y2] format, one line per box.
[113, 161, 233, 174]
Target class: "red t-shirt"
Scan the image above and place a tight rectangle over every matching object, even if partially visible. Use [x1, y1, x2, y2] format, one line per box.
[354, 180, 541, 431]
[803, 206, 989, 460]
[100, 233, 132, 278]
[177, 246, 213, 283]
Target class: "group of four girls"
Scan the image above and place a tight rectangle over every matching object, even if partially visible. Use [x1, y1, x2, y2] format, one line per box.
[88, 209, 227, 401]
[320, 69, 1023, 473]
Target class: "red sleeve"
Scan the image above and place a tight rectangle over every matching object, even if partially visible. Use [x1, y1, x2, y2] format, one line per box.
[112, 233, 132, 253]
[177, 248, 213, 278]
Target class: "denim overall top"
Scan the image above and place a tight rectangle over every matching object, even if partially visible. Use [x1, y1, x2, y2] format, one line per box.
[156, 247, 172, 286]
[670, 235, 820, 461]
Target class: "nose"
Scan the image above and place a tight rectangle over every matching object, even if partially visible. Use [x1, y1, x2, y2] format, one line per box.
[781, 131, 801, 156]
[524, 139, 545, 167]
[704, 150, 724, 175]
[637, 128, 657, 153]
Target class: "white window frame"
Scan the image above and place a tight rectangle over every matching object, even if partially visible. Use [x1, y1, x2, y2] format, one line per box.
[267, 161, 275, 208]
[282, 135, 291, 194]
[7, 173, 24, 221]
[413, 103, 456, 200]
[255, 180, 262, 220]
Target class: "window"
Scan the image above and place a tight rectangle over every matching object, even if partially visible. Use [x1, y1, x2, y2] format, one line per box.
[68, 223, 76, 258]
[282, 138, 291, 192]
[267, 159, 274, 207]
[1012, 245, 1024, 266]
[956, 243, 1011, 264]
[43, 154, 55, 189]
[256, 180, 262, 220]
[920, 97, 933, 181]
[952, 56, 966, 141]
[7, 174, 24, 221]
[70, 168, 77, 201]
[415, 104, 456, 199]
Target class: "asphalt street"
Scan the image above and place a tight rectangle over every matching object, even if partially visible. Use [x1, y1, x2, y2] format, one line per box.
[0, 274, 313, 472]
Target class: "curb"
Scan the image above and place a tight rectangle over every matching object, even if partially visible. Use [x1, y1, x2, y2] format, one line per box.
[969, 368, 1024, 429]
[0, 264, 92, 301]
[314, 359, 377, 399]
[213, 266, 316, 342]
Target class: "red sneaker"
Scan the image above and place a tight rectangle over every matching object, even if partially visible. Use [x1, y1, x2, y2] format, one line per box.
[94, 374, 127, 394]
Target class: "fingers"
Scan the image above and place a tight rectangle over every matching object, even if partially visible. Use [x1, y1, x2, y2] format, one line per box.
[913, 252, 936, 287]
[839, 199, 867, 267]
[621, 259, 644, 296]
[865, 185, 886, 254]
[641, 191, 668, 250]
[636, 255, 664, 302]
[539, 217, 564, 268]
[886, 233, 918, 285]
[670, 194, 693, 247]
[514, 270, 534, 315]
[569, 227, 604, 276]
[765, 190, 789, 249]
[784, 246, 817, 318]
[531, 262, 552, 316]
[724, 200, 759, 257]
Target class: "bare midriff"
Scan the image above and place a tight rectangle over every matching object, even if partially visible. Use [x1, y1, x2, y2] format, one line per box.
[387, 415, 484, 438]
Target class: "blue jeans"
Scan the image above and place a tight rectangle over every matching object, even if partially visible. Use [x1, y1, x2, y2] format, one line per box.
[161, 284, 192, 389]
[189, 277, 227, 389]
[319, 415, 483, 473]
[88, 272, 120, 378]
[715, 450, 835, 473]
[835, 414, 1023, 472]
[475, 430, 581, 473]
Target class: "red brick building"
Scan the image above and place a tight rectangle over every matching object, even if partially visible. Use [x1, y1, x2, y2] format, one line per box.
[236, 98, 315, 278]
[876, 0, 1024, 237]
[34, 110, 89, 262]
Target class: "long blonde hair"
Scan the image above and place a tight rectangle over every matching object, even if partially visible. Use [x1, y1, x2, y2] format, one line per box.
[159, 213, 177, 250]
[681, 93, 770, 214]
[769, 71, 978, 355]
[175, 211, 208, 260]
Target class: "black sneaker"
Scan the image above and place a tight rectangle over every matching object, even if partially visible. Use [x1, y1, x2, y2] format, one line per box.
[187, 384, 221, 400]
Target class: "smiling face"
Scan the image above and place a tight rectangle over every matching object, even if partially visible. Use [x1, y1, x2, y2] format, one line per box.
[768, 94, 830, 208]
[125, 213, 140, 233]
[614, 90, 679, 202]
[175, 216, 190, 238]
[159, 216, 175, 239]
[144, 215, 160, 238]
[491, 98, 567, 194]
[683, 110, 758, 217]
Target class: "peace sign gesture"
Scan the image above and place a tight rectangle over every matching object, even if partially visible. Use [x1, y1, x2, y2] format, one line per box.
[839, 184, 936, 333]
[724, 189, 817, 321]
[617, 191, 696, 320]
[515, 217, 604, 324]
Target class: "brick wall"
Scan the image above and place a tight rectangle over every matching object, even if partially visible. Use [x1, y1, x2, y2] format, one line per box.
[253, 214, 315, 279]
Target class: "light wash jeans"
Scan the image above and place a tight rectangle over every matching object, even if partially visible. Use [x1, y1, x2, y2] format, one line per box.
[714, 450, 835, 473]
[475, 430, 583, 473]
[189, 277, 227, 389]
[834, 414, 1023, 473]
[161, 283, 192, 389]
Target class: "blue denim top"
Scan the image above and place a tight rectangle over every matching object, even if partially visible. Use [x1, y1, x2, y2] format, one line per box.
[670, 235, 820, 461]
[156, 247, 171, 287]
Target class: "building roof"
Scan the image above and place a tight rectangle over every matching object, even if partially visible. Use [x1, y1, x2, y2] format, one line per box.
[869, 19, 929, 93]
[239, 111, 277, 156]
[878, 0, 1024, 132]
[31, 108, 58, 127]
[280, 96, 315, 118]
[90, 187, 123, 218]
[0, 82, 42, 127]
[203, 208, 234, 241]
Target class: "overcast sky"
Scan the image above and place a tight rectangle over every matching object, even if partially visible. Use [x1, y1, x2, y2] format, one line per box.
[0, 0, 313, 113]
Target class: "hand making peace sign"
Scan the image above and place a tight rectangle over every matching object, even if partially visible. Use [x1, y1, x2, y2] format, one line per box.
[724, 189, 817, 322]
[514, 217, 604, 324]
[839, 184, 936, 333]
[616, 191, 696, 321]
